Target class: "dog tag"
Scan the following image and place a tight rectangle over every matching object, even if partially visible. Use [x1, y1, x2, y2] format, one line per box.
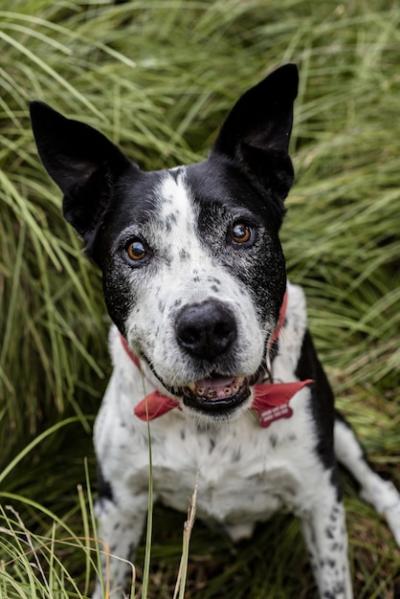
[257, 404, 293, 428]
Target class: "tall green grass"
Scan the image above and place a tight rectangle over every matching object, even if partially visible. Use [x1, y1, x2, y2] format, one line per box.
[0, 1, 399, 597]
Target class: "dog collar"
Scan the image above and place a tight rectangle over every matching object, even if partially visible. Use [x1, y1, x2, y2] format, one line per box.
[120, 291, 313, 428]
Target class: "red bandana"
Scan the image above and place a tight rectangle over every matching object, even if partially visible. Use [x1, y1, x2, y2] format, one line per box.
[121, 291, 313, 428]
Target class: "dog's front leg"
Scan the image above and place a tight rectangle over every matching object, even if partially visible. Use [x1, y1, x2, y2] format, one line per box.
[92, 489, 148, 599]
[300, 478, 353, 599]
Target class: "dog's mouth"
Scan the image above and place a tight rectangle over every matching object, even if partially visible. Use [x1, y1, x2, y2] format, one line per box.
[180, 372, 257, 415]
[141, 352, 264, 417]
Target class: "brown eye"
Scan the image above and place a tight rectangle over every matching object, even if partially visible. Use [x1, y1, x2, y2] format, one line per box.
[127, 239, 146, 261]
[230, 222, 253, 245]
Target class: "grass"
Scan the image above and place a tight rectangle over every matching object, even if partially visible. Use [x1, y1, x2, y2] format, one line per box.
[0, 0, 399, 597]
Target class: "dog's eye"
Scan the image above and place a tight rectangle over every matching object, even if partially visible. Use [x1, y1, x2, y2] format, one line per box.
[228, 222, 254, 246]
[126, 239, 147, 262]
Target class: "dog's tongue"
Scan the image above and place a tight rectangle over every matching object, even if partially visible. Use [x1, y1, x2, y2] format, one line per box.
[195, 376, 239, 399]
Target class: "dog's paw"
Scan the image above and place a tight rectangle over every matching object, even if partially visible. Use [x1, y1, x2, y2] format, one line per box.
[226, 522, 255, 542]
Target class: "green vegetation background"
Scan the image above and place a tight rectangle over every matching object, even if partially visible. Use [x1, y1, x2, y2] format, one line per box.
[0, 1, 399, 597]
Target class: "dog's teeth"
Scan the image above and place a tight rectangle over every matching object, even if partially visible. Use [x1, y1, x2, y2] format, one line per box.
[188, 375, 247, 401]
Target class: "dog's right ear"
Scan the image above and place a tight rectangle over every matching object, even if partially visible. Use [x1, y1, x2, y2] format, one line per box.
[212, 64, 298, 202]
[30, 101, 131, 245]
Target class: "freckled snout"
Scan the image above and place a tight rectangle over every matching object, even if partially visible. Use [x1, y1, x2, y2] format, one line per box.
[175, 300, 237, 360]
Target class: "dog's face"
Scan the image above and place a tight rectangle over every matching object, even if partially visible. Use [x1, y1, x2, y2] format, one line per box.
[30, 64, 298, 420]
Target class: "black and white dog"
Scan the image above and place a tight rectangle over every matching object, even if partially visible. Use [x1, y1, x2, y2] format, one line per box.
[30, 64, 400, 598]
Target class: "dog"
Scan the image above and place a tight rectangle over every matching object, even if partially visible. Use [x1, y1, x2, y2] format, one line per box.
[30, 63, 400, 598]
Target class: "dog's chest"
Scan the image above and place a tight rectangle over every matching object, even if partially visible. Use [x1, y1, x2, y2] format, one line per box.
[127, 409, 313, 526]
[97, 282, 318, 526]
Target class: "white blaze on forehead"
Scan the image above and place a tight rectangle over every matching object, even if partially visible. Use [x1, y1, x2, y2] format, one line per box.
[154, 170, 209, 268]
[159, 169, 191, 207]
[158, 170, 197, 235]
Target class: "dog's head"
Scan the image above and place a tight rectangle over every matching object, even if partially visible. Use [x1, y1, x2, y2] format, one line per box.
[30, 64, 298, 421]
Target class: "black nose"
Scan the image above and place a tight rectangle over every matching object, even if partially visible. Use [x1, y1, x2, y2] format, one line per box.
[175, 300, 237, 360]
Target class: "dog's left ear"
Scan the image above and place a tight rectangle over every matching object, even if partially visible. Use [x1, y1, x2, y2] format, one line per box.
[29, 101, 131, 249]
[212, 63, 298, 201]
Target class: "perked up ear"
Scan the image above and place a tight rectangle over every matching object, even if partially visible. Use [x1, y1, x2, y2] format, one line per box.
[29, 101, 131, 246]
[212, 63, 298, 201]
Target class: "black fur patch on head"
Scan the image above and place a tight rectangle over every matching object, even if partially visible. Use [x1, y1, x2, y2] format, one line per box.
[94, 169, 166, 334]
[184, 157, 287, 324]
